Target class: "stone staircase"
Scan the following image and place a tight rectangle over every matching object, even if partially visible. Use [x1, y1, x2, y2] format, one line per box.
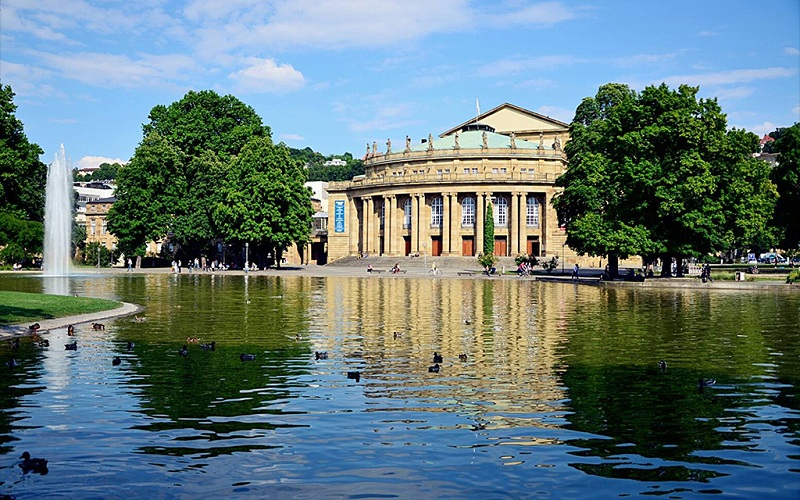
[327, 255, 519, 270]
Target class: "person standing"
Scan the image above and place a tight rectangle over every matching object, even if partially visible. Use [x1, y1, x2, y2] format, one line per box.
[572, 263, 580, 280]
[127, 257, 132, 272]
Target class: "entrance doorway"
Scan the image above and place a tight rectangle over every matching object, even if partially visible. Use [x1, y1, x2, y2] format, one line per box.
[404, 236, 411, 256]
[431, 237, 442, 256]
[462, 236, 474, 256]
[494, 236, 507, 257]
[527, 237, 540, 256]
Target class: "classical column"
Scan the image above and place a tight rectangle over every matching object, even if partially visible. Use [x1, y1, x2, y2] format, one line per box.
[450, 192, 460, 256]
[348, 196, 359, 255]
[411, 193, 420, 253]
[394, 195, 403, 256]
[363, 197, 372, 254]
[518, 192, 528, 255]
[441, 192, 450, 256]
[383, 195, 392, 256]
[372, 197, 381, 255]
[511, 191, 520, 255]
[419, 193, 430, 255]
[476, 191, 484, 254]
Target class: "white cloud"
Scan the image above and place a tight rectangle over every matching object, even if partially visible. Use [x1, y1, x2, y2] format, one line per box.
[76, 155, 127, 170]
[613, 52, 680, 68]
[0, 59, 60, 96]
[279, 133, 305, 141]
[742, 121, 779, 137]
[478, 55, 579, 77]
[712, 86, 755, 101]
[698, 30, 719, 37]
[659, 67, 797, 87]
[793, 106, 800, 117]
[483, 1, 578, 27]
[33, 51, 196, 89]
[228, 58, 305, 93]
[536, 105, 573, 124]
[514, 78, 557, 90]
[785, 47, 800, 56]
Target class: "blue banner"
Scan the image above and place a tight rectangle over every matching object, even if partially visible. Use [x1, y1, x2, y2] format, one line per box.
[334, 200, 345, 233]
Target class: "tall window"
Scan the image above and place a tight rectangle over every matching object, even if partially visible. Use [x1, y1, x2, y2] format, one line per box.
[102, 220, 107, 235]
[526, 196, 540, 227]
[90, 219, 96, 235]
[461, 197, 475, 226]
[403, 198, 412, 228]
[430, 197, 443, 227]
[493, 196, 508, 227]
[380, 200, 385, 229]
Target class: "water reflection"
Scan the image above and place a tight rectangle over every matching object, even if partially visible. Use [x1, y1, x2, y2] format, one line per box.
[0, 274, 798, 497]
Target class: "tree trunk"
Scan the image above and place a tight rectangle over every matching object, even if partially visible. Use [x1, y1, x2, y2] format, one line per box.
[608, 253, 619, 278]
[676, 256, 684, 277]
[660, 254, 672, 277]
[136, 255, 142, 269]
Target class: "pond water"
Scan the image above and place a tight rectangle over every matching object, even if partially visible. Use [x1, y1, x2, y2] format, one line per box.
[0, 273, 798, 498]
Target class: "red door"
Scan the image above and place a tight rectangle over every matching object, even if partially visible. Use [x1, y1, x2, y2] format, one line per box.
[495, 237, 507, 256]
[431, 237, 442, 256]
[462, 237, 474, 256]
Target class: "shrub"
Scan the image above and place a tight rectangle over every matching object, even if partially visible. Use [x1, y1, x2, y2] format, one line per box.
[542, 256, 559, 274]
[787, 269, 800, 284]
[477, 252, 498, 270]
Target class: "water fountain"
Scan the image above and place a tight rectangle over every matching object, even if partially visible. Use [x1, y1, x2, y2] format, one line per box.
[43, 144, 73, 278]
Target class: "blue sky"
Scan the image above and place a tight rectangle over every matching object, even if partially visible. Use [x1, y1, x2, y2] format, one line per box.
[1, 0, 798, 170]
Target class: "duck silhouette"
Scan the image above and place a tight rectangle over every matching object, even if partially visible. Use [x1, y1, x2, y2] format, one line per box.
[393, 331, 403, 339]
[6, 358, 17, 368]
[458, 354, 468, 362]
[11, 338, 20, 349]
[200, 341, 216, 351]
[112, 356, 122, 366]
[658, 360, 667, 372]
[19, 452, 48, 475]
[314, 351, 328, 360]
[67, 325, 75, 336]
[698, 378, 716, 393]
[29, 323, 40, 332]
[428, 363, 440, 373]
[178, 345, 188, 357]
[65, 341, 77, 351]
[240, 353, 256, 362]
[126, 341, 135, 350]
[433, 352, 443, 363]
[347, 371, 361, 382]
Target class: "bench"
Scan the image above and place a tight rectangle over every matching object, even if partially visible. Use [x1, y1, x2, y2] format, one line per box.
[457, 271, 481, 276]
[367, 269, 384, 273]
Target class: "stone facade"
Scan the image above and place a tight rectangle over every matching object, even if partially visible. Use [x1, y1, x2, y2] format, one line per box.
[85, 196, 118, 251]
[326, 103, 585, 263]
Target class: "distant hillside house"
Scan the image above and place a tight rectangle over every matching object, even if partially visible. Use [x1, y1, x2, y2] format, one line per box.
[324, 158, 347, 167]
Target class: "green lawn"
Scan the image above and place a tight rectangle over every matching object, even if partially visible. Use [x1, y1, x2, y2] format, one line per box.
[0, 291, 121, 326]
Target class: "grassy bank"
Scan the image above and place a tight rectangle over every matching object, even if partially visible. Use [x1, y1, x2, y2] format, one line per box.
[0, 291, 121, 326]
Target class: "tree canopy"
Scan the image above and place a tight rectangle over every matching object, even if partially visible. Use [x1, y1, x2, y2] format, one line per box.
[108, 90, 314, 264]
[215, 138, 314, 266]
[770, 123, 800, 251]
[0, 83, 46, 263]
[0, 84, 46, 222]
[553, 83, 778, 273]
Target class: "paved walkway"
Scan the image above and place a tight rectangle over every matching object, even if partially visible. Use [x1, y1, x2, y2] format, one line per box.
[0, 301, 141, 341]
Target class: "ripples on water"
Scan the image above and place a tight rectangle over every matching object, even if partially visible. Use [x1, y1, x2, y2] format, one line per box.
[0, 274, 798, 498]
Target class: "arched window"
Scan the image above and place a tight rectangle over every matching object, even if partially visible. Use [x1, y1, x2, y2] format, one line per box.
[403, 198, 412, 228]
[493, 196, 508, 227]
[461, 197, 475, 226]
[430, 197, 443, 227]
[526, 196, 540, 227]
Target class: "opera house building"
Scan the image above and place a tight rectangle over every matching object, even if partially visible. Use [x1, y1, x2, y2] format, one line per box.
[326, 103, 577, 262]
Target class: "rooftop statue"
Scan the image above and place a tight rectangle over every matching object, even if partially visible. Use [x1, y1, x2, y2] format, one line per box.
[482, 131, 488, 149]
[454, 131, 460, 150]
[386, 138, 391, 154]
[427, 134, 434, 151]
[405, 135, 411, 152]
[510, 132, 516, 149]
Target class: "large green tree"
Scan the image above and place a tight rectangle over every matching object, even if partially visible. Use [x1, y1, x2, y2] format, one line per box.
[108, 91, 270, 257]
[770, 123, 800, 252]
[214, 138, 314, 267]
[0, 84, 47, 263]
[554, 83, 777, 275]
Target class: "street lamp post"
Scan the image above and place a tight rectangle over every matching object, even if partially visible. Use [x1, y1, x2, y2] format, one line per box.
[562, 243, 565, 275]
